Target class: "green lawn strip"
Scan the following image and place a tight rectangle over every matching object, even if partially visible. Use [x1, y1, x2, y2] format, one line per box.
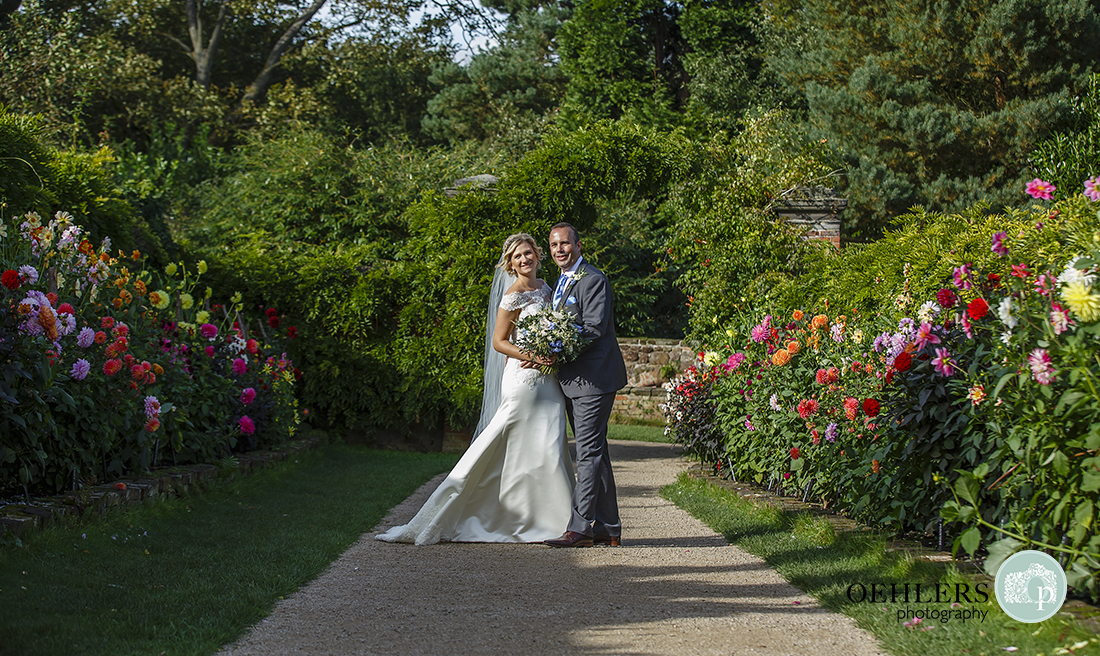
[607, 423, 672, 443]
[663, 473, 1098, 656]
[0, 444, 460, 656]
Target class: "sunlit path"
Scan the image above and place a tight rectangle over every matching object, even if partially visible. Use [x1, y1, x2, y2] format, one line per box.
[219, 440, 885, 655]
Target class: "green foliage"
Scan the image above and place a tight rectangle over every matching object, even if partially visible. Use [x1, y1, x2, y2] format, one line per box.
[556, 0, 683, 129]
[423, 7, 566, 145]
[1030, 73, 1100, 195]
[764, 0, 1100, 238]
[0, 107, 168, 265]
[0, 4, 229, 148]
[288, 34, 449, 144]
[774, 204, 1067, 318]
[679, 0, 790, 132]
[666, 109, 836, 343]
[190, 121, 696, 434]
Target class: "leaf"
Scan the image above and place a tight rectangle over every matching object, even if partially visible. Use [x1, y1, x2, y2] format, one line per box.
[992, 372, 1015, 401]
[983, 537, 1024, 577]
[1053, 450, 1070, 476]
[955, 475, 980, 506]
[1074, 500, 1094, 546]
[960, 526, 981, 556]
[1082, 471, 1100, 493]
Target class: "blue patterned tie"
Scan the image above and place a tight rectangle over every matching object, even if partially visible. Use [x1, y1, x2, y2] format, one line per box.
[553, 274, 569, 308]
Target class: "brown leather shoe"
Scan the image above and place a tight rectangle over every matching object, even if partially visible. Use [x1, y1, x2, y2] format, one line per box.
[594, 535, 621, 546]
[544, 531, 594, 548]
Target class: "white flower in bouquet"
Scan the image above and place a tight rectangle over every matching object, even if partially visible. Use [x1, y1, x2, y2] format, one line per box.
[513, 306, 589, 372]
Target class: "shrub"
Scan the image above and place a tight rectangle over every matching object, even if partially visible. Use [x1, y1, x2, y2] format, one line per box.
[0, 210, 300, 496]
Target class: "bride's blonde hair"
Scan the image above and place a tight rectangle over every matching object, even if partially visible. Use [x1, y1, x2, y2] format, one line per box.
[496, 233, 544, 276]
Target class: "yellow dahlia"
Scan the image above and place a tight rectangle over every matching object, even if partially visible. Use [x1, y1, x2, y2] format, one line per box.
[180, 293, 194, 310]
[165, 262, 178, 276]
[149, 290, 170, 310]
[195, 310, 210, 324]
[197, 260, 208, 274]
[1062, 281, 1100, 322]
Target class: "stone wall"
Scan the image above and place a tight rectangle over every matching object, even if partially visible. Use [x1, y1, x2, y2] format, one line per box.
[612, 338, 696, 424]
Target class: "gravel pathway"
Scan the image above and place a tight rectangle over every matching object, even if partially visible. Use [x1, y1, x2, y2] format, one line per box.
[220, 440, 887, 655]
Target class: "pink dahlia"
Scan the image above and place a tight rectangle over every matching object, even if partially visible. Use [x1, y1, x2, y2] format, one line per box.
[240, 387, 256, 405]
[1085, 175, 1100, 202]
[953, 265, 973, 291]
[991, 231, 1008, 257]
[77, 327, 95, 348]
[199, 323, 218, 340]
[931, 348, 955, 377]
[239, 415, 255, 435]
[1025, 178, 1056, 200]
[936, 288, 957, 309]
[750, 316, 772, 343]
[1051, 303, 1070, 335]
[914, 322, 941, 351]
[843, 397, 859, 421]
[1028, 348, 1056, 385]
[144, 395, 161, 418]
[232, 358, 247, 375]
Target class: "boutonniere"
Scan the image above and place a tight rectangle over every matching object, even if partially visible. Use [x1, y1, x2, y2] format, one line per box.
[572, 269, 589, 282]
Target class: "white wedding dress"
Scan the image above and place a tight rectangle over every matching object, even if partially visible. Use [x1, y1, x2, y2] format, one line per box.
[375, 283, 574, 545]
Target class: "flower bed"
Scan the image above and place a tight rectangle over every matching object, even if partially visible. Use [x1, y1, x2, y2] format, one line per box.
[0, 210, 302, 497]
[664, 180, 1100, 599]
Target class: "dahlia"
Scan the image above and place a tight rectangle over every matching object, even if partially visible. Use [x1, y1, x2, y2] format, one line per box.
[967, 297, 990, 320]
[1028, 348, 1056, 385]
[70, 359, 90, 381]
[1062, 281, 1100, 322]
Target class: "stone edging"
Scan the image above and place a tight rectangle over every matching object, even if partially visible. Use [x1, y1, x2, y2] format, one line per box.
[0, 431, 325, 541]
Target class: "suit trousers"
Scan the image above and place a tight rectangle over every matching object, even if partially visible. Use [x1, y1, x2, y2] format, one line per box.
[564, 392, 621, 537]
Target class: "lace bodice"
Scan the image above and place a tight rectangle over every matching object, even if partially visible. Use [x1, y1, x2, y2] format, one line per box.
[498, 282, 553, 386]
[499, 282, 551, 318]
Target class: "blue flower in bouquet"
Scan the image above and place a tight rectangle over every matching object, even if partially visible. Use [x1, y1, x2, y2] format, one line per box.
[513, 306, 590, 371]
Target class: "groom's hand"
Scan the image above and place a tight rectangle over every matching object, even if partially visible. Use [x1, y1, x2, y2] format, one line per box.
[521, 355, 556, 369]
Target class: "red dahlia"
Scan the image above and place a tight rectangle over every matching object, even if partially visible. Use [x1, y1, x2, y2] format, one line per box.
[893, 352, 912, 372]
[1, 270, 20, 290]
[967, 297, 990, 320]
[862, 398, 881, 418]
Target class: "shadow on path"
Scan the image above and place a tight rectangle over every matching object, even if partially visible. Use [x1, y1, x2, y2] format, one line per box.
[220, 440, 886, 656]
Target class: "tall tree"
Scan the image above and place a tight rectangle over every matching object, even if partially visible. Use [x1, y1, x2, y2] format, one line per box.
[556, 0, 686, 128]
[422, 3, 567, 144]
[765, 0, 1100, 239]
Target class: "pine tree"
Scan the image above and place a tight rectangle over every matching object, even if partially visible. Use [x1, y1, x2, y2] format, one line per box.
[765, 0, 1100, 239]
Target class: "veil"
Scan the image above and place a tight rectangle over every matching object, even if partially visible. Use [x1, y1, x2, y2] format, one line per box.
[474, 263, 515, 437]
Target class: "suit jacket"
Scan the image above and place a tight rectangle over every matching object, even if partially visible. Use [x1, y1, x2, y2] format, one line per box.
[555, 261, 628, 398]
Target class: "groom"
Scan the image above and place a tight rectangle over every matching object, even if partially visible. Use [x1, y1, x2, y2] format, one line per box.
[541, 222, 628, 548]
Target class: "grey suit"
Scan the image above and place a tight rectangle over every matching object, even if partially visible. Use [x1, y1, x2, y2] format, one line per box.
[556, 260, 627, 538]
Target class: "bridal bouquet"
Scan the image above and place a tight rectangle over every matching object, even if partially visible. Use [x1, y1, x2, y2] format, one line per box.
[513, 306, 588, 372]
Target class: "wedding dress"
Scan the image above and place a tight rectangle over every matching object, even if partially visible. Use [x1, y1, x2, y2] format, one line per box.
[375, 282, 574, 545]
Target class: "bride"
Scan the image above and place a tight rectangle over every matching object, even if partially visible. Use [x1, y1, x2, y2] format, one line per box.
[375, 233, 574, 545]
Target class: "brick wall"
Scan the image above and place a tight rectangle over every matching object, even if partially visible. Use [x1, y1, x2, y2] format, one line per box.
[612, 338, 696, 424]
